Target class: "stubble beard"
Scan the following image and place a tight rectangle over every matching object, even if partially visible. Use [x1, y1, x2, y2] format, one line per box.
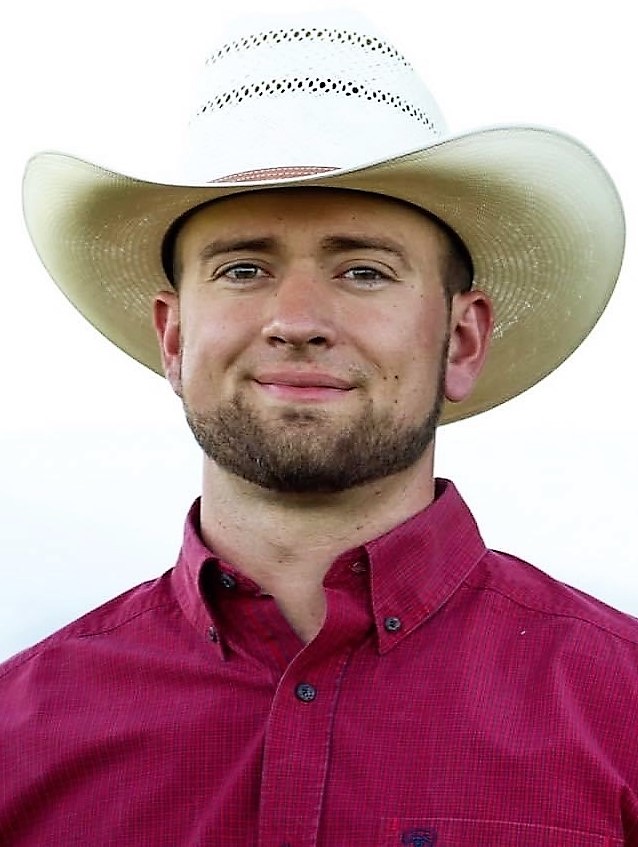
[183, 349, 447, 495]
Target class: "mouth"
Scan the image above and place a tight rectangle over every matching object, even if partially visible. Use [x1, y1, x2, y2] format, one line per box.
[253, 371, 355, 402]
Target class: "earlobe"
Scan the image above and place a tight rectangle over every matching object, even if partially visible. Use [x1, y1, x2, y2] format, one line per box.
[444, 291, 494, 403]
[153, 291, 182, 395]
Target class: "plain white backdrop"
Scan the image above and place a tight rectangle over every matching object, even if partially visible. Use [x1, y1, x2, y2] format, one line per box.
[1, 0, 636, 660]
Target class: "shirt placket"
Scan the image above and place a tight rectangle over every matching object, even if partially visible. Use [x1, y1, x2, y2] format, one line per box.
[257, 577, 371, 847]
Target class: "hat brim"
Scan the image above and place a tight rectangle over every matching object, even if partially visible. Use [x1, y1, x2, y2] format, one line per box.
[22, 125, 625, 424]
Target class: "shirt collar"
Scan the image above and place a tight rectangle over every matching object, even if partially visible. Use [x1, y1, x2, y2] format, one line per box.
[171, 479, 487, 656]
[363, 478, 487, 653]
[171, 499, 220, 649]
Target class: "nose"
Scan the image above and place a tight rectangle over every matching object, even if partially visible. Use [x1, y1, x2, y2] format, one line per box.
[261, 268, 337, 349]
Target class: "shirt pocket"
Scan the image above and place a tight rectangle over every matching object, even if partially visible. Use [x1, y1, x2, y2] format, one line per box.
[378, 817, 622, 846]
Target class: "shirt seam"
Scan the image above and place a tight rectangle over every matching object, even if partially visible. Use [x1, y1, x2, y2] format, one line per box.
[0, 600, 178, 680]
[73, 601, 177, 639]
[463, 581, 638, 648]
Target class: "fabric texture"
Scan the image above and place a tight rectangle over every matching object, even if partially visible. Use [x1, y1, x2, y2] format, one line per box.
[1, 479, 637, 846]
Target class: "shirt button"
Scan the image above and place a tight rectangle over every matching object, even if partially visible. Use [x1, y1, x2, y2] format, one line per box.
[295, 682, 317, 702]
[207, 626, 218, 643]
[384, 615, 402, 633]
[219, 572, 237, 590]
[350, 561, 367, 574]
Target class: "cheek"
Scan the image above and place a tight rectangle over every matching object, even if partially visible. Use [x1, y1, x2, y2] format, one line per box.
[379, 311, 448, 410]
[179, 303, 257, 396]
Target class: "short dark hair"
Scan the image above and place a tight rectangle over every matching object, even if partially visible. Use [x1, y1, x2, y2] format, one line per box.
[162, 191, 474, 298]
[418, 208, 474, 300]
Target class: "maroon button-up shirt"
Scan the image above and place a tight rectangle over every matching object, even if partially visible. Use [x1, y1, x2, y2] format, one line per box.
[1, 480, 637, 846]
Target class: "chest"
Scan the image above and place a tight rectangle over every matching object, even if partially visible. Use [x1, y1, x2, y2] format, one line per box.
[4, 632, 632, 847]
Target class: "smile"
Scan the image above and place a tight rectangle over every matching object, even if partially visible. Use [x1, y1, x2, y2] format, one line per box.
[253, 372, 355, 402]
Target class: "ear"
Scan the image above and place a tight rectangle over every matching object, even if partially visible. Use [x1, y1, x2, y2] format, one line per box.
[444, 290, 494, 403]
[153, 291, 182, 397]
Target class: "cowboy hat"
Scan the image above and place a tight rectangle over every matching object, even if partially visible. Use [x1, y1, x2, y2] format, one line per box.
[22, 9, 625, 424]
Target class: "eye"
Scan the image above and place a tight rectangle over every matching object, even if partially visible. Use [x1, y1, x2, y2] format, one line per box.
[215, 263, 268, 283]
[341, 266, 391, 288]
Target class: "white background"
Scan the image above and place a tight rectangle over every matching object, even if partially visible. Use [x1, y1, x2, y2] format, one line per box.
[1, 0, 636, 660]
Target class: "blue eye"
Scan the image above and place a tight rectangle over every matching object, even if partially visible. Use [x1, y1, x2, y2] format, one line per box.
[343, 266, 389, 287]
[223, 264, 264, 280]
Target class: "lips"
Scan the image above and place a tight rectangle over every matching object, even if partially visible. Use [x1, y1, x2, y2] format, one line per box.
[254, 371, 354, 390]
[252, 370, 356, 402]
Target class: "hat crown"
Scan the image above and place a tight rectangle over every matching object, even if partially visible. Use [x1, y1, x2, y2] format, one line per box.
[186, 11, 447, 182]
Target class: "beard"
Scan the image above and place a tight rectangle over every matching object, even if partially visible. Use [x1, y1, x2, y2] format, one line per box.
[183, 350, 447, 495]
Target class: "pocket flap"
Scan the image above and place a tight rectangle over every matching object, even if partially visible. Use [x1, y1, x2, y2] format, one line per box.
[380, 818, 621, 846]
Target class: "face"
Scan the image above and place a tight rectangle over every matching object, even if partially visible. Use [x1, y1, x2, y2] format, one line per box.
[154, 189, 491, 493]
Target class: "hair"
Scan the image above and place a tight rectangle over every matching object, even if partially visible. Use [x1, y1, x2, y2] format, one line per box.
[162, 190, 474, 299]
[419, 209, 474, 301]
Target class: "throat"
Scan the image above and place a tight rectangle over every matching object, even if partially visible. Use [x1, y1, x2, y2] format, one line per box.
[252, 566, 329, 644]
[276, 590, 327, 643]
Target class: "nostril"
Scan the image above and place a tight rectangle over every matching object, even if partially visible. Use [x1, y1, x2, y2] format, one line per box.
[267, 334, 327, 348]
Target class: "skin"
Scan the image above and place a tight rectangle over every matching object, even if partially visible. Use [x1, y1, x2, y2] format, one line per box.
[154, 189, 493, 642]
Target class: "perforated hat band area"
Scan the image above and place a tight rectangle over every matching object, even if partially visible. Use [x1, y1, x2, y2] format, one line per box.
[197, 38, 438, 136]
[186, 21, 446, 182]
[197, 76, 438, 132]
[207, 25, 409, 63]
[198, 26, 436, 129]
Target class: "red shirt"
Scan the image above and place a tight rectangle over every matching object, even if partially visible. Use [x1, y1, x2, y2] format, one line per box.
[1, 480, 637, 846]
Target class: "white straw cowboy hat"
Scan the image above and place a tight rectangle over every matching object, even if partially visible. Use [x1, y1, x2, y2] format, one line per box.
[22, 10, 625, 424]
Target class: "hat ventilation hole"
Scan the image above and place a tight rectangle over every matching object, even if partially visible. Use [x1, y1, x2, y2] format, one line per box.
[196, 76, 440, 134]
[206, 27, 413, 68]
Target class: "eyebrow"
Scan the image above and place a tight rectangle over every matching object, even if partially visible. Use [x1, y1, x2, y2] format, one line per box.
[198, 234, 412, 267]
[199, 238, 276, 264]
[319, 236, 411, 267]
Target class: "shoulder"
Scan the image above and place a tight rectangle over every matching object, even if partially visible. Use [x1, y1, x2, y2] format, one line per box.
[0, 570, 178, 685]
[457, 549, 638, 771]
[467, 547, 638, 661]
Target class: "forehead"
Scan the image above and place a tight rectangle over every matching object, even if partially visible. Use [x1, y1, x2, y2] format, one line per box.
[175, 188, 448, 252]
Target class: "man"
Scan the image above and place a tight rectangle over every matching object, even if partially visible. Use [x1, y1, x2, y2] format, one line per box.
[2, 10, 636, 847]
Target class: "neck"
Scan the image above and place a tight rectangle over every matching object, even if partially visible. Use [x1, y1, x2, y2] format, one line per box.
[198, 451, 436, 642]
